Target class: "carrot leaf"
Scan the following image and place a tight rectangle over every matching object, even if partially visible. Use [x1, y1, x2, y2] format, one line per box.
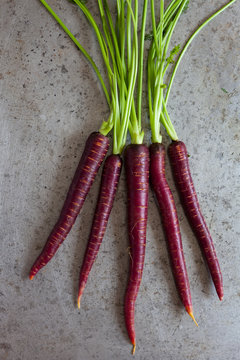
[166, 44, 181, 65]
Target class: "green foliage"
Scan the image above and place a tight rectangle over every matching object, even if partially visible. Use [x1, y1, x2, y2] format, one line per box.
[67, 0, 88, 6]
[166, 44, 181, 65]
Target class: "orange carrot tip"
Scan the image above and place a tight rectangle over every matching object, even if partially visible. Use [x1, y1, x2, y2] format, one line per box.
[77, 284, 85, 309]
[188, 311, 198, 327]
[185, 306, 198, 327]
[132, 343, 136, 355]
[77, 295, 82, 309]
[29, 275, 34, 280]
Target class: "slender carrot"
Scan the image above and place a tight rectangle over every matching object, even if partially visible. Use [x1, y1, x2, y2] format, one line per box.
[124, 144, 150, 353]
[150, 143, 197, 324]
[75, 0, 140, 311]
[147, 0, 197, 324]
[157, 2, 234, 301]
[30, 0, 117, 281]
[73, 0, 148, 352]
[77, 154, 122, 308]
[29, 132, 109, 279]
[168, 141, 223, 300]
[148, 0, 236, 307]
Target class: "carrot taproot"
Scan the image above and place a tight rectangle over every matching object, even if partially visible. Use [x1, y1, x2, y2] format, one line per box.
[124, 144, 149, 354]
[147, 0, 198, 325]
[168, 141, 223, 300]
[150, 143, 197, 324]
[29, 132, 109, 280]
[77, 154, 122, 308]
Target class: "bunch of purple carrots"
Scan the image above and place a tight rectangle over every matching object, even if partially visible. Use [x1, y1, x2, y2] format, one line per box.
[29, 0, 236, 354]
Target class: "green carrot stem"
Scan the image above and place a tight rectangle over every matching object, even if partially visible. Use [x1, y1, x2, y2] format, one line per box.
[150, 0, 160, 56]
[137, 0, 149, 128]
[39, 0, 110, 106]
[127, 0, 148, 145]
[149, 0, 188, 143]
[73, 0, 114, 87]
[102, 0, 126, 111]
[165, 0, 237, 105]
[161, 99, 178, 140]
[160, 0, 237, 140]
[117, 0, 139, 150]
[163, 0, 183, 31]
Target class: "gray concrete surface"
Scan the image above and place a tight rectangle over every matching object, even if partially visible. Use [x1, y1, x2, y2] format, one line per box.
[0, 1, 240, 359]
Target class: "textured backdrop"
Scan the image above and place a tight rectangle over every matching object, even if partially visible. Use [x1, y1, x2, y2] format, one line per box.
[0, 0, 240, 359]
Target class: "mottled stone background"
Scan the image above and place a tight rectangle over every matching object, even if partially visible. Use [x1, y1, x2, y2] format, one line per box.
[0, 1, 239, 359]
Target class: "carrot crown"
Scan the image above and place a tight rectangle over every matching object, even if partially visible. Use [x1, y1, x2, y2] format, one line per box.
[98, 0, 149, 150]
[39, 0, 147, 155]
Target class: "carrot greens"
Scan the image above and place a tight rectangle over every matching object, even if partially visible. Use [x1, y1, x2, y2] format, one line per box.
[39, 0, 138, 154]
[147, 0, 237, 144]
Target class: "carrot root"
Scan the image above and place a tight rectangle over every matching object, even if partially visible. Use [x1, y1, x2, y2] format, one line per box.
[29, 132, 109, 279]
[77, 283, 86, 309]
[150, 143, 193, 313]
[124, 144, 149, 350]
[77, 155, 122, 306]
[132, 343, 136, 355]
[186, 305, 198, 327]
[77, 295, 82, 309]
[168, 141, 223, 301]
[188, 312, 198, 327]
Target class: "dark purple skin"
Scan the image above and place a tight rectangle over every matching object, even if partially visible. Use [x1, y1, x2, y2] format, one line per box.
[29, 132, 109, 279]
[124, 144, 149, 350]
[150, 143, 193, 314]
[168, 140, 223, 300]
[78, 154, 122, 305]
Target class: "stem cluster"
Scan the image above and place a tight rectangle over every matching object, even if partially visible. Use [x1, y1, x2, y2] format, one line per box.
[39, 0, 237, 146]
[148, 0, 237, 143]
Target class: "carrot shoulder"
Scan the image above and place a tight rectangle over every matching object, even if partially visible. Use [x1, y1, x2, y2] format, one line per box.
[77, 154, 122, 307]
[168, 141, 223, 300]
[150, 143, 197, 323]
[124, 144, 149, 353]
[29, 132, 109, 279]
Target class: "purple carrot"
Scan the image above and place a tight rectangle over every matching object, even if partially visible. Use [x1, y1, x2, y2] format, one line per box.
[124, 144, 149, 354]
[29, 132, 109, 279]
[150, 143, 197, 325]
[168, 140, 223, 300]
[77, 154, 122, 308]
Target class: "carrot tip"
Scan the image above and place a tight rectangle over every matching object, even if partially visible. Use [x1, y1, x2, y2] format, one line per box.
[188, 311, 198, 327]
[132, 344, 136, 355]
[77, 295, 81, 309]
[29, 275, 34, 280]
